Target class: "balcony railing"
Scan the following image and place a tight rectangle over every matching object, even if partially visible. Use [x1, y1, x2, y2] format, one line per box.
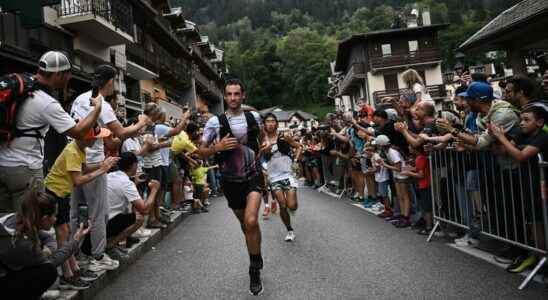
[370, 49, 441, 71]
[373, 84, 446, 104]
[339, 62, 366, 95]
[57, 0, 133, 45]
[193, 68, 222, 101]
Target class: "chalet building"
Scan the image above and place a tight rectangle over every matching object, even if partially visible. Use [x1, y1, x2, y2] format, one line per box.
[259, 107, 317, 130]
[333, 8, 448, 109]
[458, 0, 548, 77]
[0, 0, 225, 123]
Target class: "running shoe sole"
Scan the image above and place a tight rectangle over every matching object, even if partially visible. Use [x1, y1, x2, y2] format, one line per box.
[249, 285, 264, 296]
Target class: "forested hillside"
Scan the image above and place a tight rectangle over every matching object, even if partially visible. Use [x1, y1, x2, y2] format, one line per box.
[171, 0, 521, 112]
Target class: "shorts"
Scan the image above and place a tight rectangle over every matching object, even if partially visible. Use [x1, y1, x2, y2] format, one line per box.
[418, 188, 433, 213]
[166, 162, 179, 185]
[377, 181, 389, 198]
[306, 158, 320, 169]
[270, 177, 298, 192]
[46, 189, 70, 226]
[194, 184, 204, 199]
[106, 213, 137, 238]
[144, 166, 162, 182]
[221, 176, 262, 210]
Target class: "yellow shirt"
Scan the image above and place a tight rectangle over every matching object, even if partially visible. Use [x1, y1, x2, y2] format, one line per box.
[171, 131, 197, 155]
[44, 141, 85, 198]
[191, 166, 208, 186]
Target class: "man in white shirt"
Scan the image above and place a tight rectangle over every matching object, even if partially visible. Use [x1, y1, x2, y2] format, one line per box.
[70, 64, 152, 271]
[0, 51, 102, 214]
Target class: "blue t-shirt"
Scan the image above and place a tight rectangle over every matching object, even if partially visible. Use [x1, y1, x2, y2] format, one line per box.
[465, 112, 479, 134]
[347, 127, 365, 154]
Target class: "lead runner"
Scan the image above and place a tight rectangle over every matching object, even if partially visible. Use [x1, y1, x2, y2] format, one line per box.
[198, 78, 264, 296]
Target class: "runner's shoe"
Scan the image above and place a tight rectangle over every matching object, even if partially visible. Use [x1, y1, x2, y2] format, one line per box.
[59, 277, 90, 290]
[249, 267, 264, 296]
[284, 231, 296, 242]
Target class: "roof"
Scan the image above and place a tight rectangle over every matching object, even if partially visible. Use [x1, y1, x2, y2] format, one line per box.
[459, 0, 548, 52]
[259, 107, 317, 121]
[335, 24, 449, 72]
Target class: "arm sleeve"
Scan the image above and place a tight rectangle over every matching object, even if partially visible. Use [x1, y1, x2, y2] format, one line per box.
[39, 230, 79, 267]
[100, 101, 118, 126]
[43, 102, 77, 134]
[65, 149, 83, 173]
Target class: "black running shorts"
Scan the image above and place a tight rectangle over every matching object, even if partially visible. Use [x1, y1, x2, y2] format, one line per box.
[221, 176, 262, 210]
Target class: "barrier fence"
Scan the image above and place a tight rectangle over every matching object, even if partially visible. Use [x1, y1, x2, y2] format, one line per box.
[427, 149, 548, 290]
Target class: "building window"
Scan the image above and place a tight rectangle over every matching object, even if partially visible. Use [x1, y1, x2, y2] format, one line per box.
[381, 44, 392, 57]
[408, 40, 418, 53]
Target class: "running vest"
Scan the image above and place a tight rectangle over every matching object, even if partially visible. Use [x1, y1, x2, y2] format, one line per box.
[263, 135, 292, 162]
[215, 112, 260, 182]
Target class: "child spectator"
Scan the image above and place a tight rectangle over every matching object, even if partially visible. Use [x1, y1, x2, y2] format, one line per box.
[401, 146, 432, 235]
[44, 127, 117, 288]
[371, 137, 392, 217]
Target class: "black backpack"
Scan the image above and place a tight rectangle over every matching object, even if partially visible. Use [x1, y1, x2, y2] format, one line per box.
[216, 112, 260, 162]
[0, 73, 44, 143]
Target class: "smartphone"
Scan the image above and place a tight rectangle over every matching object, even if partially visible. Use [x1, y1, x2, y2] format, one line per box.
[90, 87, 99, 106]
[78, 204, 89, 229]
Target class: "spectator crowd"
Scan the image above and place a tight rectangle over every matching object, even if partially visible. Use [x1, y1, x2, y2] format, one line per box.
[0, 51, 221, 299]
[1, 50, 548, 299]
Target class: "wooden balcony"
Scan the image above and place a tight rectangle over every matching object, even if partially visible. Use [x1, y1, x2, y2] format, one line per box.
[372, 84, 447, 104]
[193, 68, 222, 102]
[338, 63, 366, 95]
[370, 48, 441, 72]
[56, 0, 134, 45]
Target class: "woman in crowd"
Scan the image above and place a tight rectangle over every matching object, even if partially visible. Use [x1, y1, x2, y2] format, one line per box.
[0, 180, 89, 299]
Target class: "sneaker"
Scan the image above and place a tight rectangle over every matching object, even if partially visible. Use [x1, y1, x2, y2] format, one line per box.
[417, 227, 432, 235]
[262, 206, 271, 219]
[284, 231, 296, 242]
[191, 208, 201, 214]
[454, 235, 479, 247]
[41, 289, 61, 300]
[385, 215, 401, 222]
[107, 247, 129, 261]
[132, 228, 152, 238]
[201, 206, 209, 213]
[76, 253, 91, 267]
[394, 218, 411, 228]
[74, 269, 99, 282]
[203, 200, 211, 207]
[59, 277, 91, 290]
[88, 254, 119, 272]
[125, 236, 140, 248]
[507, 255, 537, 273]
[249, 267, 264, 296]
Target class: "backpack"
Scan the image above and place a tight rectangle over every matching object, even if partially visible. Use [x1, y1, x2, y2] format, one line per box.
[215, 112, 260, 182]
[0, 73, 44, 143]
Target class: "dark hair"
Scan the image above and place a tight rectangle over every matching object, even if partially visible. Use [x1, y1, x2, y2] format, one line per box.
[373, 110, 388, 120]
[471, 73, 488, 83]
[509, 76, 537, 99]
[186, 121, 200, 138]
[16, 180, 56, 252]
[455, 85, 468, 95]
[521, 106, 546, 123]
[224, 78, 245, 94]
[118, 152, 138, 172]
[264, 113, 278, 123]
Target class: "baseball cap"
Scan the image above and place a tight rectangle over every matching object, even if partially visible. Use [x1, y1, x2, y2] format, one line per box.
[372, 135, 390, 146]
[39, 51, 71, 73]
[91, 64, 117, 88]
[83, 126, 111, 141]
[457, 82, 494, 101]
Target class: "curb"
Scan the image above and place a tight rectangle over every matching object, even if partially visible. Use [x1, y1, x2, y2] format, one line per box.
[58, 210, 190, 300]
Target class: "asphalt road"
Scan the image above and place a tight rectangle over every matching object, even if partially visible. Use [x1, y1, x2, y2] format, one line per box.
[95, 187, 546, 300]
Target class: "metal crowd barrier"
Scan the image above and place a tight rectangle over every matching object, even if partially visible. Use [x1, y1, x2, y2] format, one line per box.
[318, 154, 349, 200]
[427, 149, 548, 290]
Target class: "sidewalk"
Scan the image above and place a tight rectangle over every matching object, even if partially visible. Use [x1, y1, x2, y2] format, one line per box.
[52, 206, 195, 300]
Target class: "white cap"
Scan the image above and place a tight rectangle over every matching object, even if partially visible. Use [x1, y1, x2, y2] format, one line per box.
[38, 51, 71, 73]
[372, 135, 390, 146]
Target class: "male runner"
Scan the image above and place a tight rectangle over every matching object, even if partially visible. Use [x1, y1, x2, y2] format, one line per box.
[198, 78, 264, 295]
[260, 113, 302, 241]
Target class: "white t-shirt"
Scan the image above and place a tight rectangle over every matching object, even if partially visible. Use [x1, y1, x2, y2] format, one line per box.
[70, 91, 117, 164]
[202, 111, 262, 145]
[0, 90, 76, 169]
[107, 171, 141, 219]
[386, 148, 408, 180]
[372, 153, 389, 182]
[154, 124, 171, 167]
[121, 137, 143, 172]
[413, 83, 433, 102]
